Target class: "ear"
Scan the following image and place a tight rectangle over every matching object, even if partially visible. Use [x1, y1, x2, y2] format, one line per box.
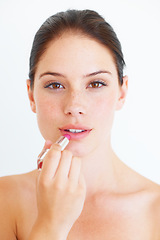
[26, 79, 36, 113]
[116, 75, 128, 111]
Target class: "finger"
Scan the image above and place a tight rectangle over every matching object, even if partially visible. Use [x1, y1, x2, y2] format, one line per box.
[40, 143, 62, 182]
[68, 157, 81, 188]
[78, 172, 86, 192]
[56, 150, 73, 180]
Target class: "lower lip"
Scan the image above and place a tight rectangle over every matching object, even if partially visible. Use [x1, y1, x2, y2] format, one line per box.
[60, 129, 91, 140]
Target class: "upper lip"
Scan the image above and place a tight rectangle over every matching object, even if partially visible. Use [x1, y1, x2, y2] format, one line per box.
[60, 124, 92, 131]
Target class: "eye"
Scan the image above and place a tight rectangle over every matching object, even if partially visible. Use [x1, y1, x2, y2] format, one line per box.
[44, 82, 64, 89]
[88, 80, 107, 88]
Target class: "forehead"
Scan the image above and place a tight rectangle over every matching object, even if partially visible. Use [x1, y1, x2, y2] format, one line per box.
[35, 32, 118, 78]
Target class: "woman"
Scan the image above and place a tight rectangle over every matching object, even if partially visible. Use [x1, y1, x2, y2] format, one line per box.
[0, 9, 160, 240]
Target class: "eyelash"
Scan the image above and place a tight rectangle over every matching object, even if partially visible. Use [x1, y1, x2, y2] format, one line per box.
[44, 82, 63, 89]
[88, 80, 107, 88]
[44, 80, 107, 90]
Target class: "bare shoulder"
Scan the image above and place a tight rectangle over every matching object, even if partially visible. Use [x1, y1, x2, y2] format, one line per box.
[126, 166, 160, 210]
[140, 178, 160, 239]
[146, 179, 160, 226]
[0, 170, 36, 198]
[135, 172, 160, 206]
[0, 170, 37, 209]
[119, 160, 160, 231]
[0, 171, 36, 239]
[129, 170, 160, 238]
[144, 177, 160, 210]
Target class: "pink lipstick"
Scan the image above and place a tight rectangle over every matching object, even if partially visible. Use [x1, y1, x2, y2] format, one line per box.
[56, 134, 71, 150]
[37, 134, 70, 170]
[60, 125, 92, 140]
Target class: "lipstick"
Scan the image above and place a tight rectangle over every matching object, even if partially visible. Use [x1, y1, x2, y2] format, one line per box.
[37, 134, 70, 170]
[60, 125, 92, 141]
[56, 134, 70, 150]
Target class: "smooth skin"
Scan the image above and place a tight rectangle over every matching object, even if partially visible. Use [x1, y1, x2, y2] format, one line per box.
[30, 143, 86, 240]
[0, 32, 160, 240]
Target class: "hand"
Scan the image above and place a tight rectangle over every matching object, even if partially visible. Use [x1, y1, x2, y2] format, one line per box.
[35, 141, 86, 239]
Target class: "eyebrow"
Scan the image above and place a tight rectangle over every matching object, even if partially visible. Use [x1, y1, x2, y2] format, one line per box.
[39, 70, 112, 79]
[84, 70, 112, 77]
[39, 72, 65, 79]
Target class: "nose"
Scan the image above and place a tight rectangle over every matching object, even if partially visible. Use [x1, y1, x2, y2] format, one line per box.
[64, 91, 86, 117]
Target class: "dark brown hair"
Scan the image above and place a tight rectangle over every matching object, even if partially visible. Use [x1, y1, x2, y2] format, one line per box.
[29, 9, 125, 87]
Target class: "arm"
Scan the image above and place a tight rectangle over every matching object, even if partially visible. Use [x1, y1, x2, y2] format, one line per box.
[28, 142, 86, 240]
[28, 220, 66, 240]
[0, 178, 17, 240]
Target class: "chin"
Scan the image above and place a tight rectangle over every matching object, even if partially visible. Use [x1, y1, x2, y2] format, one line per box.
[66, 146, 85, 157]
[66, 140, 95, 158]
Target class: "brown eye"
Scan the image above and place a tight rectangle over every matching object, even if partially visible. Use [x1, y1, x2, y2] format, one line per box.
[52, 83, 62, 89]
[45, 82, 64, 89]
[88, 81, 107, 88]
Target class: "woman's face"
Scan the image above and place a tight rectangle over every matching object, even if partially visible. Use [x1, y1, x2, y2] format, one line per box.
[27, 33, 128, 157]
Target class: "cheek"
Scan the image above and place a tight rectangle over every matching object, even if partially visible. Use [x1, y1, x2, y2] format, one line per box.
[91, 91, 118, 140]
[34, 94, 60, 138]
[36, 97, 58, 117]
[93, 93, 117, 120]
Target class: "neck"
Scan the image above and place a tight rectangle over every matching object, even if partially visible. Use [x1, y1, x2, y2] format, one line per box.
[80, 139, 120, 198]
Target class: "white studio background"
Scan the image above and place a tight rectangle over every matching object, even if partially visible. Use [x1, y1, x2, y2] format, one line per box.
[0, 0, 160, 183]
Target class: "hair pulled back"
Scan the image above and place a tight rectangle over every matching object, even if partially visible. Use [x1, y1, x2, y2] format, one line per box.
[29, 9, 125, 87]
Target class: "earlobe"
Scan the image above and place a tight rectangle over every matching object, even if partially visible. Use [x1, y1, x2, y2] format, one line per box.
[116, 75, 128, 111]
[26, 79, 36, 113]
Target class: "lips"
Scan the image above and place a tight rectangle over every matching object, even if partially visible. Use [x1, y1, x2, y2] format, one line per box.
[64, 129, 86, 133]
[60, 125, 92, 140]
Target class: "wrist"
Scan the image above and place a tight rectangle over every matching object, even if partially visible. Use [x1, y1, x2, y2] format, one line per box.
[28, 218, 67, 240]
